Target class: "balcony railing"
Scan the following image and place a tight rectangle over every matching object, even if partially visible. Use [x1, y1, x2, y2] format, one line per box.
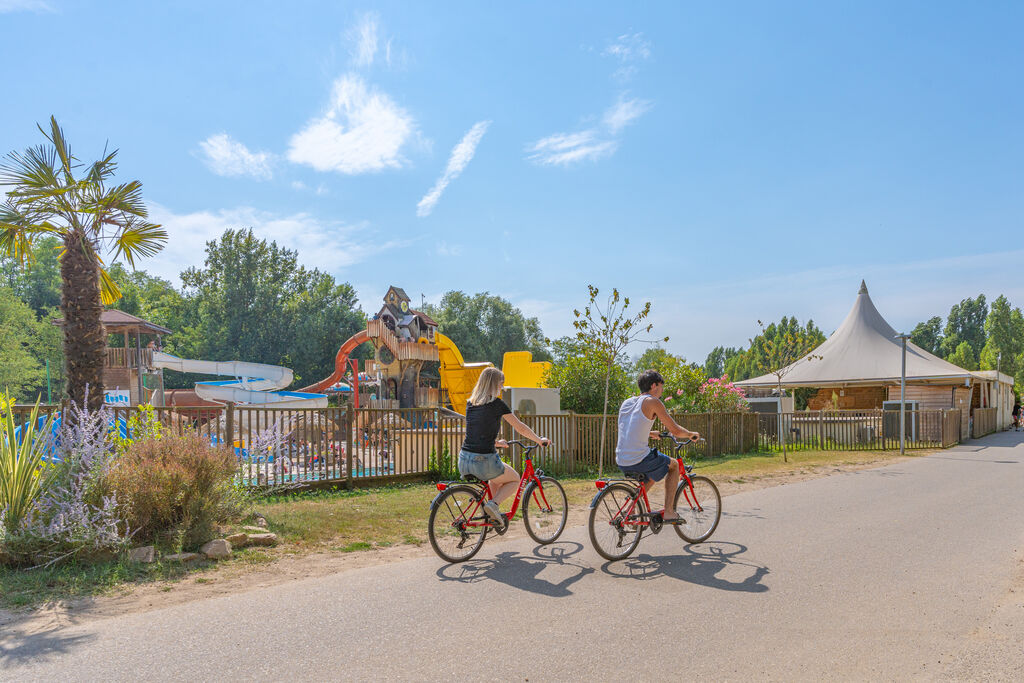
[105, 347, 153, 369]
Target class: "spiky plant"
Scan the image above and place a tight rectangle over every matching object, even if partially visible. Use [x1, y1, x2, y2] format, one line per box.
[0, 117, 166, 410]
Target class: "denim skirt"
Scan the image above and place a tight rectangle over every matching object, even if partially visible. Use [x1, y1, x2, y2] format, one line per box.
[458, 449, 505, 481]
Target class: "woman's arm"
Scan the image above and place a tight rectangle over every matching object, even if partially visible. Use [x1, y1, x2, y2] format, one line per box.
[502, 413, 551, 446]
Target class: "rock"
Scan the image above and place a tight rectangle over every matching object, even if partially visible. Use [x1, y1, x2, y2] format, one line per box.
[242, 525, 266, 533]
[226, 533, 248, 547]
[254, 515, 268, 528]
[200, 539, 232, 560]
[128, 546, 156, 564]
[246, 533, 278, 547]
[164, 552, 203, 563]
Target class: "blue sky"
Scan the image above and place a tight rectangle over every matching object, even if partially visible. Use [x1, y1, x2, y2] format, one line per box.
[2, 1, 1021, 362]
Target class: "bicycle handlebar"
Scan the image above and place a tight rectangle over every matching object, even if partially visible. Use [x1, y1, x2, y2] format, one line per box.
[658, 432, 706, 451]
[505, 439, 540, 451]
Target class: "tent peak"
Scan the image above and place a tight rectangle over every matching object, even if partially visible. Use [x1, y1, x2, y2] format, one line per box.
[859, 280, 868, 295]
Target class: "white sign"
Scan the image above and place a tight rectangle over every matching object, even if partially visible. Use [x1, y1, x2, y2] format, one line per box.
[104, 390, 131, 406]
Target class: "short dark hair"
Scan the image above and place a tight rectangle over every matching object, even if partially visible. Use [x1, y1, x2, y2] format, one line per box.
[638, 369, 664, 393]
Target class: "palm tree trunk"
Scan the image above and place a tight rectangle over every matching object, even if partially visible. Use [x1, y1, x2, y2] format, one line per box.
[61, 229, 105, 411]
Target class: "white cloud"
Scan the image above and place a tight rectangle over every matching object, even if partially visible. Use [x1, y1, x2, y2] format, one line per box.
[348, 12, 379, 67]
[417, 120, 491, 217]
[197, 134, 273, 180]
[144, 202, 408, 285]
[603, 32, 652, 62]
[525, 97, 649, 166]
[435, 242, 463, 257]
[603, 96, 652, 134]
[291, 180, 330, 195]
[287, 73, 415, 174]
[0, 0, 52, 12]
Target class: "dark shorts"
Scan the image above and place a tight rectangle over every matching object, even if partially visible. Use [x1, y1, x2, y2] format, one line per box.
[619, 449, 672, 483]
[458, 449, 506, 481]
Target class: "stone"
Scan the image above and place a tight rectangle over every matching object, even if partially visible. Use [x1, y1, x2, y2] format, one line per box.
[128, 546, 156, 564]
[226, 533, 248, 547]
[254, 515, 268, 528]
[246, 533, 278, 547]
[242, 525, 266, 533]
[164, 552, 203, 563]
[200, 539, 232, 560]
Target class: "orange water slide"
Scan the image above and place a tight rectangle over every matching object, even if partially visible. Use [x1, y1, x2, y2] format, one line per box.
[301, 329, 370, 393]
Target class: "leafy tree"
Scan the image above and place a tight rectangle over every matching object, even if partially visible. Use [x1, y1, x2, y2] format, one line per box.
[910, 316, 943, 356]
[702, 345, 742, 378]
[635, 346, 706, 413]
[940, 294, 987, 360]
[979, 295, 1024, 380]
[544, 340, 633, 414]
[0, 288, 45, 399]
[570, 286, 665, 475]
[0, 117, 166, 410]
[424, 291, 550, 366]
[178, 229, 364, 387]
[947, 341, 978, 371]
[722, 317, 826, 382]
[0, 235, 61, 315]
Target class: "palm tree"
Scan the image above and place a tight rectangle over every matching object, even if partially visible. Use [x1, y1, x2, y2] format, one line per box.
[0, 116, 166, 411]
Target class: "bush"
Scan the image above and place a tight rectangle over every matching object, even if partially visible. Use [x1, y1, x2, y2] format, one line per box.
[107, 432, 248, 550]
[428, 441, 457, 480]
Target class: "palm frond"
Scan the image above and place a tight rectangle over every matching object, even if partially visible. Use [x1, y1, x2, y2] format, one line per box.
[108, 218, 167, 267]
[41, 116, 78, 186]
[98, 264, 123, 305]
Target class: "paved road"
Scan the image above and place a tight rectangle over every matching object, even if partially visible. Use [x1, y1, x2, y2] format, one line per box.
[3, 433, 1023, 681]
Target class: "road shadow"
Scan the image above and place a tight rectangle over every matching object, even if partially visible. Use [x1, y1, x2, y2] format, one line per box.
[436, 542, 595, 597]
[0, 627, 95, 670]
[600, 541, 769, 593]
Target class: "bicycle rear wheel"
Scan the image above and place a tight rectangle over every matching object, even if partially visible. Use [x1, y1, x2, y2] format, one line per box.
[428, 485, 487, 563]
[588, 483, 645, 561]
[673, 475, 721, 543]
[523, 476, 568, 544]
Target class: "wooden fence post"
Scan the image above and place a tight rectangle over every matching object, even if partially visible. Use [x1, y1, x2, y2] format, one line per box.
[225, 402, 234, 449]
[346, 404, 354, 489]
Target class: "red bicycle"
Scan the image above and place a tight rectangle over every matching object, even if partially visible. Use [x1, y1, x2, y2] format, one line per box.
[428, 440, 568, 563]
[588, 435, 721, 561]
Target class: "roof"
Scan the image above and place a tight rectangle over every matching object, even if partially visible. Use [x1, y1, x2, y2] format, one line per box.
[386, 285, 410, 302]
[735, 281, 975, 389]
[410, 309, 437, 326]
[53, 309, 172, 336]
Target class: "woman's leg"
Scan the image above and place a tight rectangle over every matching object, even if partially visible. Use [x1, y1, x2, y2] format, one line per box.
[488, 464, 520, 506]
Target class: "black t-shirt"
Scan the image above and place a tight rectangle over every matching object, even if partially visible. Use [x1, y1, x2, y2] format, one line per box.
[462, 398, 512, 454]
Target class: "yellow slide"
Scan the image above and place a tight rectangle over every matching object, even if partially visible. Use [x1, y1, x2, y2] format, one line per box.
[435, 333, 552, 415]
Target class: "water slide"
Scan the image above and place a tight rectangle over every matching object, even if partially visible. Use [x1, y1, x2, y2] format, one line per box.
[152, 351, 328, 408]
[300, 329, 370, 394]
[435, 332, 493, 414]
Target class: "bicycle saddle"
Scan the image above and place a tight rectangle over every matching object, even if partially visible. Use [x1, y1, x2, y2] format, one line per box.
[461, 474, 481, 483]
[623, 472, 647, 482]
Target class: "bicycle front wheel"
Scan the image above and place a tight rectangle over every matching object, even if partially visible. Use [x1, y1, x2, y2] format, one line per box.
[588, 483, 645, 561]
[523, 476, 568, 544]
[428, 485, 487, 563]
[673, 475, 721, 543]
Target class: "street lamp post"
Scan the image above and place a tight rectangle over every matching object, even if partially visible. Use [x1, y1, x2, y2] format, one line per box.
[895, 333, 911, 455]
[997, 351, 1002, 430]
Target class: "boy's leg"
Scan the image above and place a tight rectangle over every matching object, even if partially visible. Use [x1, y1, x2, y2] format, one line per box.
[662, 464, 680, 520]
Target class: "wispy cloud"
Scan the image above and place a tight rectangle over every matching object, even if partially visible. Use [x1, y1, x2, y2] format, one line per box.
[435, 241, 463, 257]
[348, 12, 379, 67]
[603, 32, 652, 62]
[0, 0, 53, 13]
[145, 203, 408, 284]
[525, 96, 650, 166]
[417, 120, 491, 217]
[287, 74, 415, 174]
[290, 180, 329, 195]
[197, 134, 274, 180]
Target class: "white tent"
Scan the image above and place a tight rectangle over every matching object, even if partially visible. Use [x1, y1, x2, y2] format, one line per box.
[735, 281, 973, 389]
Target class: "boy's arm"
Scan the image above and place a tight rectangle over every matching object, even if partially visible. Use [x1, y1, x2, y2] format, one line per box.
[647, 398, 700, 441]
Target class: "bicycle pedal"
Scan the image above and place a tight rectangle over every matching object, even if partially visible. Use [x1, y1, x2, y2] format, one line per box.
[492, 513, 509, 536]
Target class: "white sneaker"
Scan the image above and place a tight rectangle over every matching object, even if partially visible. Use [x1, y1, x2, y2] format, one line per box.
[483, 500, 502, 522]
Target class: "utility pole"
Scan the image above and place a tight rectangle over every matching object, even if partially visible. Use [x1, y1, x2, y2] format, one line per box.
[895, 332, 910, 455]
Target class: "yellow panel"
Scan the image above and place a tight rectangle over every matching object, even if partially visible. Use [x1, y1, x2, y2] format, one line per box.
[501, 351, 552, 388]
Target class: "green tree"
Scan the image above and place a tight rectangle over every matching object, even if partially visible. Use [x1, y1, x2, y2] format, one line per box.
[178, 229, 364, 387]
[721, 317, 826, 383]
[702, 345, 742, 378]
[636, 346, 707, 413]
[940, 294, 987, 360]
[0, 288, 44, 400]
[544, 340, 633, 414]
[910, 316, 943, 356]
[424, 291, 550, 366]
[0, 235, 61, 315]
[0, 117, 166, 410]
[947, 340, 978, 371]
[979, 295, 1024, 380]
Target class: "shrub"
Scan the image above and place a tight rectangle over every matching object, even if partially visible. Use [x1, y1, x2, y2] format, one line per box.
[107, 432, 248, 550]
[428, 441, 457, 480]
[0, 401, 53, 536]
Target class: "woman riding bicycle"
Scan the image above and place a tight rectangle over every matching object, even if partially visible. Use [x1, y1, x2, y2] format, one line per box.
[458, 367, 551, 523]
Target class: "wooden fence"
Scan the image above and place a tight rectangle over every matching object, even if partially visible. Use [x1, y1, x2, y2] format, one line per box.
[755, 409, 962, 451]
[11, 404, 966, 490]
[972, 407, 997, 439]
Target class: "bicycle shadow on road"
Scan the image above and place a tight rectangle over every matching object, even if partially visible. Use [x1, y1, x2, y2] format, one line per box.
[435, 542, 595, 598]
[0, 627, 95, 670]
[600, 541, 769, 593]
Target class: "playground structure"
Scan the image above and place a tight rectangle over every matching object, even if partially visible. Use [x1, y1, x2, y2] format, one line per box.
[302, 285, 553, 414]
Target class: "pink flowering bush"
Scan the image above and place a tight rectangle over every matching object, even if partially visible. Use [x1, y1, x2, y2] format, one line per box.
[698, 374, 749, 412]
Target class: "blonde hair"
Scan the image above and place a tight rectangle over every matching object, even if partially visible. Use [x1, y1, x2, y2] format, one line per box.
[469, 367, 505, 406]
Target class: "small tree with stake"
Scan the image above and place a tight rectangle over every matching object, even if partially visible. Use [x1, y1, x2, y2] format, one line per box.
[755, 320, 821, 462]
[572, 285, 667, 476]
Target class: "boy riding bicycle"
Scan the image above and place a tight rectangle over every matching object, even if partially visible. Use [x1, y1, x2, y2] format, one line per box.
[616, 370, 700, 522]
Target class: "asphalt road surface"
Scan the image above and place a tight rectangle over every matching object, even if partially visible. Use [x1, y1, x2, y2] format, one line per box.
[3, 432, 1023, 681]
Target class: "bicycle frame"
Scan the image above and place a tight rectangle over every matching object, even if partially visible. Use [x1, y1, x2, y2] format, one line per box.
[431, 443, 555, 530]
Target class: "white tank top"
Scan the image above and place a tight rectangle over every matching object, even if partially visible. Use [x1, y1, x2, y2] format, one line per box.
[616, 395, 655, 466]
